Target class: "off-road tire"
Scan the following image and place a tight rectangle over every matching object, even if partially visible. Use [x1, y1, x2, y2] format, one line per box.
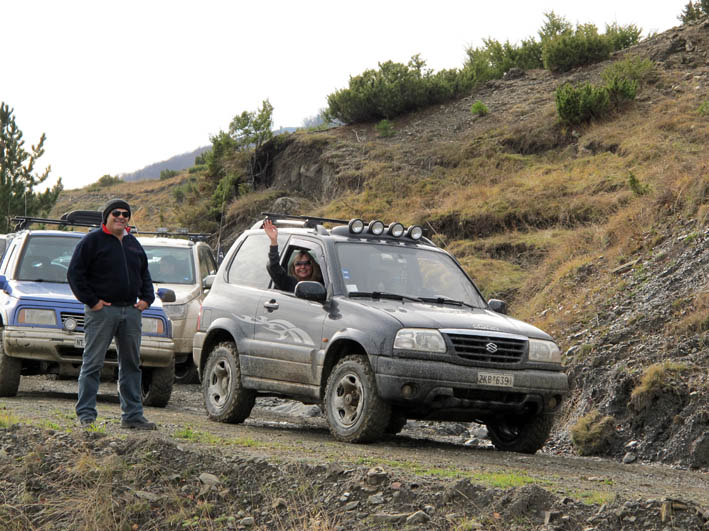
[486, 412, 555, 454]
[0, 331, 21, 397]
[202, 342, 255, 423]
[141, 363, 174, 407]
[324, 355, 390, 443]
[175, 359, 199, 385]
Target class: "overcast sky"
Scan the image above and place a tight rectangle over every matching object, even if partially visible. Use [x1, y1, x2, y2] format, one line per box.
[3, 0, 687, 190]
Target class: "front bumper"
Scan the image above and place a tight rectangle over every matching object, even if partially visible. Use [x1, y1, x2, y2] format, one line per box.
[3, 326, 175, 368]
[374, 354, 568, 419]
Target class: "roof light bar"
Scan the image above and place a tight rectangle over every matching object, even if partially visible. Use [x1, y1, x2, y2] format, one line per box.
[388, 222, 405, 237]
[406, 225, 423, 240]
[348, 218, 364, 234]
[368, 220, 385, 235]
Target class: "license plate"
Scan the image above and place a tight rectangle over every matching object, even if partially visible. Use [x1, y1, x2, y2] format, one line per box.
[74, 336, 85, 348]
[477, 371, 513, 387]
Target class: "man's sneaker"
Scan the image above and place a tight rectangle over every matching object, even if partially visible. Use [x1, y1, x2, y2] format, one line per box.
[79, 418, 95, 428]
[121, 417, 157, 430]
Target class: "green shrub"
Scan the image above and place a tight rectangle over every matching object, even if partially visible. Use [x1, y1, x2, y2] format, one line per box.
[159, 169, 178, 180]
[601, 57, 655, 88]
[570, 409, 617, 456]
[699, 100, 709, 116]
[327, 55, 475, 124]
[470, 100, 489, 116]
[543, 24, 612, 73]
[603, 22, 642, 52]
[555, 82, 610, 124]
[605, 76, 638, 106]
[628, 172, 650, 196]
[375, 119, 395, 138]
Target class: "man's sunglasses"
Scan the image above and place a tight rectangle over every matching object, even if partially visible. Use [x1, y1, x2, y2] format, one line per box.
[294, 261, 311, 267]
[111, 210, 130, 218]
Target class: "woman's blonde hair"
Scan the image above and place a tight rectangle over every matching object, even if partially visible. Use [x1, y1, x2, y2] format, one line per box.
[288, 251, 323, 283]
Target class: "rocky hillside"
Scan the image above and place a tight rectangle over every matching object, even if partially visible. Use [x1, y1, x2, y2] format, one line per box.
[52, 18, 709, 469]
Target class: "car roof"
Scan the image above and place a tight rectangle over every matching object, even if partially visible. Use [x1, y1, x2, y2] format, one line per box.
[137, 236, 197, 248]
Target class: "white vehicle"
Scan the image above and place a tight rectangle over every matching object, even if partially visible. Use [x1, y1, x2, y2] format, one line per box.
[138, 236, 217, 383]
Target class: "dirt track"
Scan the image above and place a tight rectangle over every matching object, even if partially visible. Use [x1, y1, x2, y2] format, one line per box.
[3, 376, 707, 514]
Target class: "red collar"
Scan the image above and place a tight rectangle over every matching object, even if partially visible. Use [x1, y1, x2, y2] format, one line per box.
[102, 223, 130, 235]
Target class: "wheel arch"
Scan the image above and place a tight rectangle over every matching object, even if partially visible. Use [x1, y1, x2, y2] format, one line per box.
[199, 327, 236, 374]
[320, 338, 368, 400]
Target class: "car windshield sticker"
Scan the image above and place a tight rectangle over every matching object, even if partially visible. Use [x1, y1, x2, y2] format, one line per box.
[346, 284, 358, 292]
[341, 268, 350, 280]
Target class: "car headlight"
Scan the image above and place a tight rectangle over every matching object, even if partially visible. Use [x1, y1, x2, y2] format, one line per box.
[528, 339, 561, 363]
[163, 303, 187, 320]
[393, 328, 446, 353]
[142, 317, 165, 335]
[18, 308, 57, 326]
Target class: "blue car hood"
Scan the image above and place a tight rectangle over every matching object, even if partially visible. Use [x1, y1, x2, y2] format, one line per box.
[7, 281, 79, 304]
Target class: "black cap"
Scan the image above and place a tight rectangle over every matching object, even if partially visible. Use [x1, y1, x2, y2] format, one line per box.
[102, 198, 131, 224]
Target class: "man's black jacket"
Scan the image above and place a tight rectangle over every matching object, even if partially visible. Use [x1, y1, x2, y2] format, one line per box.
[68, 227, 154, 308]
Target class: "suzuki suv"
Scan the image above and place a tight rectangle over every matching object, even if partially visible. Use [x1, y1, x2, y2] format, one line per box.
[0, 213, 176, 406]
[193, 214, 568, 453]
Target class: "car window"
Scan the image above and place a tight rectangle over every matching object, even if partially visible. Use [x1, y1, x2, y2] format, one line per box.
[17, 235, 80, 283]
[143, 246, 195, 284]
[226, 234, 272, 288]
[1, 240, 18, 275]
[198, 245, 217, 280]
[280, 241, 326, 287]
[335, 242, 486, 307]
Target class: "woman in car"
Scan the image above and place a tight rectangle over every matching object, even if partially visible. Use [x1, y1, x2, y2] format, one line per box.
[263, 219, 322, 291]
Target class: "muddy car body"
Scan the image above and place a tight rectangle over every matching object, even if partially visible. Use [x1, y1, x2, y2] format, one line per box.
[194, 215, 568, 453]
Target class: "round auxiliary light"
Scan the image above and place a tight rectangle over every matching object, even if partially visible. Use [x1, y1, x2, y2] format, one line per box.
[63, 317, 78, 331]
[368, 220, 385, 235]
[388, 222, 405, 238]
[348, 218, 364, 234]
[406, 225, 423, 240]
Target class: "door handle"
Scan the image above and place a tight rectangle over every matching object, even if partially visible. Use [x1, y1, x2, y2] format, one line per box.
[263, 299, 279, 311]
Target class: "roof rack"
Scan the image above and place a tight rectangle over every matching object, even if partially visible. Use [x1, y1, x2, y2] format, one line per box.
[12, 210, 105, 231]
[260, 212, 349, 229]
[12, 211, 211, 242]
[133, 229, 211, 242]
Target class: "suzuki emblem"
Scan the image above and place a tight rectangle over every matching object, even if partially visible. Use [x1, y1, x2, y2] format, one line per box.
[485, 342, 498, 353]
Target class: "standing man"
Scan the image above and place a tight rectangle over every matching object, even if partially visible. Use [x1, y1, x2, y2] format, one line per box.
[68, 198, 157, 430]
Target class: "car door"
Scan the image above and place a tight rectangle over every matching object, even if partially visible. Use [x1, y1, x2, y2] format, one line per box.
[215, 233, 274, 361]
[249, 238, 328, 390]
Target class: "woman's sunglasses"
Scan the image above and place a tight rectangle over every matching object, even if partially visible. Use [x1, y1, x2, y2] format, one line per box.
[111, 210, 130, 218]
[294, 260, 311, 267]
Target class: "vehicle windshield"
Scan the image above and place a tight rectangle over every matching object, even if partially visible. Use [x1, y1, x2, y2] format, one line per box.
[144, 246, 195, 284]
[17, 235, 80, 283]
[335, 242, 486, 308]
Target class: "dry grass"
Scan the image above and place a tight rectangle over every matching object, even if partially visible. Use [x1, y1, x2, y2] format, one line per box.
[570, 410, 617, 456]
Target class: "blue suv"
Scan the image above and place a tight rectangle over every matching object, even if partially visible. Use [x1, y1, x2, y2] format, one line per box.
[0, 213, 176, 406]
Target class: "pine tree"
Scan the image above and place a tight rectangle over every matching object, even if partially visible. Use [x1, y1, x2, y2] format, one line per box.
[679, 1, 703, 23]
[0, 102, 63, 232]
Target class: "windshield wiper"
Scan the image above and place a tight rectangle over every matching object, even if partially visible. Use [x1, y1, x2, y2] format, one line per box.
[419, 296, 479, 309]
[349, 291, 424, 303]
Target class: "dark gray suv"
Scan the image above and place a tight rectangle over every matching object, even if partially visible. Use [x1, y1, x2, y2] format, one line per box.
[193, 214, 568, 453]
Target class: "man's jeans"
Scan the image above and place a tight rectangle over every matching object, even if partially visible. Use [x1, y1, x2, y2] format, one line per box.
[76, 305, 144, 422]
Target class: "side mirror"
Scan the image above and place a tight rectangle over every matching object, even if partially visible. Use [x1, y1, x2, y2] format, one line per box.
[203, 274, 215, 290]
[0, 275, 10, 294]
[488, 298, 507, 315]
[294, 281, 327, 303]
[157, 288, 176, 303]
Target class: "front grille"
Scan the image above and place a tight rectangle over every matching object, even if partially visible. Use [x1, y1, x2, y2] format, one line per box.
[60, 312, 85, 330]
[447, 333, 526, 364]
